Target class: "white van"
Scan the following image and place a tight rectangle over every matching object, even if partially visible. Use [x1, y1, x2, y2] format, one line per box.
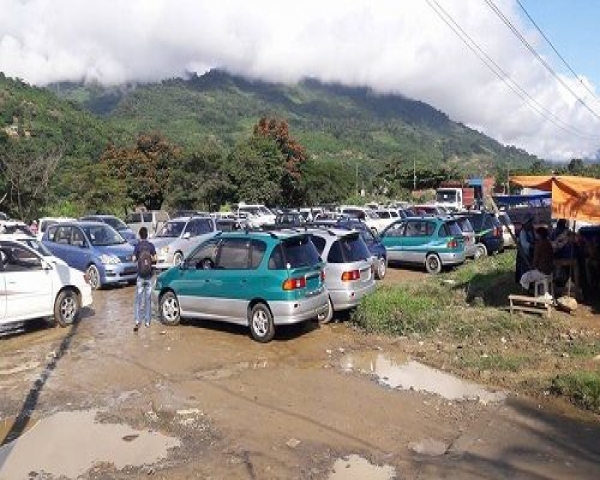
[235, 203, 275, 227]
[124, 210, 170, 238]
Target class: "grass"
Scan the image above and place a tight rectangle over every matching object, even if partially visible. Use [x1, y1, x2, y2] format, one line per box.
[551, 371, 600, 413]
[352, 251, 600, 414]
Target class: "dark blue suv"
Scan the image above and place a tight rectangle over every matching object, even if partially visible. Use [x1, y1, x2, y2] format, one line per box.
[464, 211, 504, 257]
[310, 219, 388, 279]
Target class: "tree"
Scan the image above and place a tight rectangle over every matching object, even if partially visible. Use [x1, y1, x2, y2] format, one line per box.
[567, 158, 585, 175]
[101, 134, 178, 210]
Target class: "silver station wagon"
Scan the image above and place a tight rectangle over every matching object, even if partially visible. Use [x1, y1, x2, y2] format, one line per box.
[305, 228, 376, 323]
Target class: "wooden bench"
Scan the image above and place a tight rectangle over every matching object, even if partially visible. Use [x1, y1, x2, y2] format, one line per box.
[508, 294, 553, 317]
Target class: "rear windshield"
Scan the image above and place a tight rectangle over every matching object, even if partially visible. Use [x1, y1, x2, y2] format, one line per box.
[440, 221, 463, 237]
[456, 218, 474, 233]
[327, 233, 371, 263]
[467, 214, 483, 230]
[269, 235, 321, 269]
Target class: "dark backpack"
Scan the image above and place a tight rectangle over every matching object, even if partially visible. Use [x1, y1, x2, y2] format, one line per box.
[137, 248, 153, 277]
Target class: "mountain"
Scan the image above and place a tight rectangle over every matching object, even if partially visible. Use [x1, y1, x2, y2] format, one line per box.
[47, 70, 538, 172]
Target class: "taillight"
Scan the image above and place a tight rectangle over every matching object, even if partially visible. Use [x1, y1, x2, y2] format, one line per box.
[321, 270, 326, 282]
[282, 277, 307, 290]
[495, 226, 502, 237]
[447, 239, 458, 249]
[341, 270, 360, 282]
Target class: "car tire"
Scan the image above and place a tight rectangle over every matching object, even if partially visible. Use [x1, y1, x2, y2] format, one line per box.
[173, 251, 184, 266]
[425, 253, 442, 274]
[249, 303, 275, 343]
[474, 243, 488, 259]
[86, 264, 102, 290]
[317, 296, 334, 324]
[159, 291, 181, 326]
[54, 289, 80, 328]
[375, 257, 387, 280]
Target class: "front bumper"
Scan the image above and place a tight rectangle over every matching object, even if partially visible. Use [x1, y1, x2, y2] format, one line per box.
[329, 279, 377, 311]
[101, 261, 138, 284]
[269, 289, 330, 325]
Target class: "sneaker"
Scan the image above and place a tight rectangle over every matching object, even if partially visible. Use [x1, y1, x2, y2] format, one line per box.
[144, 322, 150, 328]
[133, 323, 140, 332]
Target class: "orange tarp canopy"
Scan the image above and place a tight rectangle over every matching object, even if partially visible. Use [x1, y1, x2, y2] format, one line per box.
[510, 175, 600, 222]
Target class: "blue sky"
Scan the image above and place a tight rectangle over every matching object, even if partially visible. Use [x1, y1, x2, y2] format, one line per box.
[520, 0, 600, 94]
[1, 0, 599, 161]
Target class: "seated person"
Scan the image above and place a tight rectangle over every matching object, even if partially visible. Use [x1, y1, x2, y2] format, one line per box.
[520, 227, 554, 293]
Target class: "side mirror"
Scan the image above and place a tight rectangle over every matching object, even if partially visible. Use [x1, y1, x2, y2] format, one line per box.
[183, 232, 191, 240]
[41, 259, 53, 270]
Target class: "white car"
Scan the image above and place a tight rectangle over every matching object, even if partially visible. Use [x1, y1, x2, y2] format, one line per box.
[0, 239, 93, 328]
[0, 234, 68, 266]
[37, 217, 76, 240]
[338, 206, 388, 234]
[235, 203, 276, 227]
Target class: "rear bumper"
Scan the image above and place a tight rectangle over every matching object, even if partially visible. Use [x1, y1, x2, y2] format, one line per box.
[269, 289, 330, 324]
[439, 251, 466, 266]
[329, 280, 376, 311]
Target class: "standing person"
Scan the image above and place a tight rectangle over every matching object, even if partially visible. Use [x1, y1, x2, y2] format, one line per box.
[29, 220, 38, 235]
[515, 217, 535, 283]
[132, 226, 156, 332]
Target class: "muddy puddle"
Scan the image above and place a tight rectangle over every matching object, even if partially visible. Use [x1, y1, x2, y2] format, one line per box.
[341, 351, 505, 403]
[0, 410, 180, 479]
[329, 454, 396, 480]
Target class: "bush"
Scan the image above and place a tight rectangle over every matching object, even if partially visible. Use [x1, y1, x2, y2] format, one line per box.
[352, 285, 440, 335]
[551, 371, 600, 413]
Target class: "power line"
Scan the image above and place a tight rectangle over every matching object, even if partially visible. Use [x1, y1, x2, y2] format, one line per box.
[483, 0, 600, 122]
[425, 0, 600, 140]
[516, 0, 600, 103]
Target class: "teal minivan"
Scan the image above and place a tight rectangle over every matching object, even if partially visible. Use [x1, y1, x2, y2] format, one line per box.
[380, 217, 466, 274]
[153, 231, 329, 342]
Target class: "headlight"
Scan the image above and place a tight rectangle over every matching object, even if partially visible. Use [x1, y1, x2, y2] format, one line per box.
[99, 254, 120, 265]
[161, 246, 170, 254]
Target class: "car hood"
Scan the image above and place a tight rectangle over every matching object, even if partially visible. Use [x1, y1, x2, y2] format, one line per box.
[95, 243, 135, 260]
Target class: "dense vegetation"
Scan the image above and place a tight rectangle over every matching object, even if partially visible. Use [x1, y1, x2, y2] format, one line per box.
[1, 69, 598, 220]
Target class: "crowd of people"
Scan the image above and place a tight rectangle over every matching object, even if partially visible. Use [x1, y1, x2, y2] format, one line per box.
[516, 218, 600, 300]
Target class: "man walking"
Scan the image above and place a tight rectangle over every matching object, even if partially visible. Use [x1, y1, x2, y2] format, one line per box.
[132, 227, 156, 332]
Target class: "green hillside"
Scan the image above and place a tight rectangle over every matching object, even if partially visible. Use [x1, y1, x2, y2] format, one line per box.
[50, 70, 538, 172]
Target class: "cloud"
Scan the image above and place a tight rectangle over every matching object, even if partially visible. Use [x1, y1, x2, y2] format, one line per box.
[1, 0, 599, 161]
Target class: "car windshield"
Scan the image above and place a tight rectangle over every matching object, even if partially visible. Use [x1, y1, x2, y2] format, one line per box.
[436, 190, 457, 202]
[103, 217, 128, 230]
[156, 221, 185, 238]
[83, 224, 126, 246]
[20, 238, 54, 256]
[281, 236, 321, 268]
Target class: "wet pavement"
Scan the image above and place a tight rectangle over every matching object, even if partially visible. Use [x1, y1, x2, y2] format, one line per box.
[0, 286, 599, 479]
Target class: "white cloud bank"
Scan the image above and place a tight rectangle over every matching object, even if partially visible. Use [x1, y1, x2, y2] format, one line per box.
[1, 0, 599, 161]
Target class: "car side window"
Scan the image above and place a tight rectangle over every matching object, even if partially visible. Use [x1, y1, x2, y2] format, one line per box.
[46, 225, 57, 242]
[55, 226, 73, 245]
[71, 227, 86, 247]
[1, 245, 43, 272]
[383, 222, 405, 238]
[217, 239, 250, 270]
[187, 239, 220, 269]
[405, 221, 434, 237]
[250, 240, 266, 269]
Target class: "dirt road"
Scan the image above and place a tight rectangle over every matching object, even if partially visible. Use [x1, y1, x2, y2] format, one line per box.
[1, 283, 599, 479]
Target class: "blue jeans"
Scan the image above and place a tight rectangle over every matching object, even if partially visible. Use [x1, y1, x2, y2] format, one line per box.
[135, 277, 153, 324]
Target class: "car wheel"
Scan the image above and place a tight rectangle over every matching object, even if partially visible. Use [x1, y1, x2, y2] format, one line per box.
[425, 253, 442, 274]
[474, 243, 488, 259]
[54, 289, 80, 327]
[249, 303, 275, 343]
[173, 251, 184, 266]
[317, 296, 334, 324]
[159, 291, 181, 326]
[86, 264, 101, 290]
[375, 257, 387, 280]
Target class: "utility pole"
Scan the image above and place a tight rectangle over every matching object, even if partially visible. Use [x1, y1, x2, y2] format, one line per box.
[413, 159, 417, 191]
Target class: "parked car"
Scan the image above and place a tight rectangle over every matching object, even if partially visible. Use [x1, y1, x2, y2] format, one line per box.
[274, 211, 306, 227]
[496, 211, 516, 248]
[0, 233, 67, 266]
[154, 230, 329, 342]
[0, 220, 34, 237]
[151, 216, 218, 270]
[36, 217, 75, 240]
[338, 206, 387, 234]
[464, 211, 505, 257]
[80, 215, 137, 244]
[412, 205, 448, 216]
[235, 203, 276, 227]
[452, 215, 477, 259]
[216, 218, 248, 232]
[0, 239, 93, 328]
[380, 217, 466, 274]
[374, 209, 402, 229]
[42, 221, 137, 290]
[124, 210, 170, 238]
[305, 228, 376, 323]
[310, 219, 388, 280]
